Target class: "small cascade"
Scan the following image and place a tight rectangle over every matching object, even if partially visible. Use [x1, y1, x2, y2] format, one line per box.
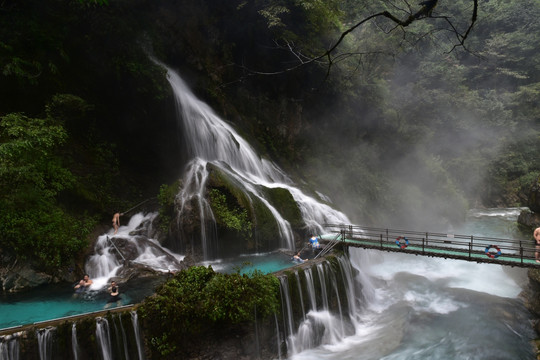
[273, 313, 283, 360]
[37, 327, 55, 360]
[130, 311, 145, 360]
[304, 268, 317, 311]
[0, 332, 20, 360]
[277, 254, 366, 356]
[316, 264, 329, 310]
[111, 314, 130, 360]
[278, 277, 298, 355]
[95, 317, 113, 360]
[85, 212, 184, 288]
[294, 272, 306, 321]
[71, 323, 80, 360]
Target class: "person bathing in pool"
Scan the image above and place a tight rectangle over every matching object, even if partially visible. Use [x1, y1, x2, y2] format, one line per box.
[293, 252, 307, 264]
[74, 274, 93, 293]
[104, 280, 122, 309]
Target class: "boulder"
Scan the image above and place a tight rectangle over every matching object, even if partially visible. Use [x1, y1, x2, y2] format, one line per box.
[1, 263, 53, 292]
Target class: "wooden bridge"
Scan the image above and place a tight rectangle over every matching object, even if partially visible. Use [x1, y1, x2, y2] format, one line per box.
[319, 224, 540, 268]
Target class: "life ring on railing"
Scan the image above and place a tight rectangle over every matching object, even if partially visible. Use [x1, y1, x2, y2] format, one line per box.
[395, 236, 409, 249]
[484, 245, 502, 258]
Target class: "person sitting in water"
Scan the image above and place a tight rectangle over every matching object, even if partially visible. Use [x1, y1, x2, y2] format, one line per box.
[293, 252, 307, 264]
[74, 274, 93, 293]
[309, 234, 321, 252]
[104, 280, 122, 309]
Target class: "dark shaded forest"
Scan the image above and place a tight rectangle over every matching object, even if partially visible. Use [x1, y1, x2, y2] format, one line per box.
[0, 0, 538, 271]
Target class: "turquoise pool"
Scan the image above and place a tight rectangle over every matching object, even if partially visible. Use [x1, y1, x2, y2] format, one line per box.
[0, 251, 300, 330]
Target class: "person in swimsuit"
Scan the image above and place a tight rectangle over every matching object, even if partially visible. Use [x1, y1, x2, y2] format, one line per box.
[112, 212, 123, 234]
[104, 281, 122, 308]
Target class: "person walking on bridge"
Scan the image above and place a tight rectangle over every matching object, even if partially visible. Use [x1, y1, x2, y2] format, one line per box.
[534, 227, 540, 263]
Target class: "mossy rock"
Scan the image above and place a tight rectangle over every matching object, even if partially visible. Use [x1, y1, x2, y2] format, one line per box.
[261, 186, 303, 228]
[206, 163, 283, 255]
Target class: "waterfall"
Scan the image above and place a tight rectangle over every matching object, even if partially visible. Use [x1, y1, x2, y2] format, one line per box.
[152, 60, 350, 260]
[304, 268, 317, 311]
[71, 323, 80, 360]
[37, 327, 55, 360]
[0, 333, 19, 360]
[278, 254, 366, 356]
[279, 277, 298, 355]
[111, 315, 130, 360]
[85, 212, 184, 288]
[130, 311, 145, 360]
[274, 313, 283, 360]
[294, 272, 306, 321]
[316, 264, 329, 310]
[96, 317, 113, 360]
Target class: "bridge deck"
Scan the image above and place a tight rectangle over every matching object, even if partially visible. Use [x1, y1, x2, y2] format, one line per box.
[320, 225, 540, 268]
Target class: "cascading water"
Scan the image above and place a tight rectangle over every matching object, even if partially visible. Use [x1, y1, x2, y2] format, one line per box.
[81, 59, 350, 284]
[131, 311, 145, 360]
[96, 317, 113, 360]
[111, 314, 130, 360]
[278, 255, 365, 357]
[0, 333, 19, 360]
[71, 323, 79, 360]
[84, 212, 184, 288]
[37, 327, 55, 360]
[283, 208, 535, 360]
[154, 60, 350, 260]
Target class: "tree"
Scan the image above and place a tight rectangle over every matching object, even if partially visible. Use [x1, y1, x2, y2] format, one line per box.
[0, 109, 95, 269]
[253, 0, 478, 76]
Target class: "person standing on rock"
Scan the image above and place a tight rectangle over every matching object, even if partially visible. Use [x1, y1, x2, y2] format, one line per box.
[112, 212, 123, 234]
[534, 227, 540, 263]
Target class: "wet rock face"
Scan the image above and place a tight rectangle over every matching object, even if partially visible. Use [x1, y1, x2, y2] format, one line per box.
[518, 210, 540, 229]
[0, 263, 53, 292]
[529, 175, 540, 213]
[518, 175, 540, 229]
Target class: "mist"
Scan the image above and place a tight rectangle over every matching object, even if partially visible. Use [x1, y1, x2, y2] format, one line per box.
[293, 5, 538, 232]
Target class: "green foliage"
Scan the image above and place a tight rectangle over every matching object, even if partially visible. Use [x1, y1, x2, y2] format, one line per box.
[139, 266, 280, 357]
[0, 111, 96, 269]
[157, 181, 180, 232]
[257, 0, 344, 55]
[209, 188, 252, 236]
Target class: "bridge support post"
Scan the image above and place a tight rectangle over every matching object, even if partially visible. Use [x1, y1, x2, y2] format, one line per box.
[469, 236, 473, 260]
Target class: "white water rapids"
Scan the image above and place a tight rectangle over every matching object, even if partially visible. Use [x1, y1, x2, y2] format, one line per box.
[287, 208, 534, 359]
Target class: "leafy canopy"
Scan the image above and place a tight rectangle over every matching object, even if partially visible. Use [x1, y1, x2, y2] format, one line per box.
[139, 265, 280, 357]
[0, 109, 96, 269]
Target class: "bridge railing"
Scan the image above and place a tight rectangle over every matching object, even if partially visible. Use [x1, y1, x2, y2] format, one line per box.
[321, 224, 538, 266]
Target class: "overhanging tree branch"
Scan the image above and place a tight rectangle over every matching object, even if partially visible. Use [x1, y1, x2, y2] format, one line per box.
[246, 0, 479, 76]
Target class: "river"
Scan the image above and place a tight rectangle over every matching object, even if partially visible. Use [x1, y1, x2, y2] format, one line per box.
[289, 207, 535, 359]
